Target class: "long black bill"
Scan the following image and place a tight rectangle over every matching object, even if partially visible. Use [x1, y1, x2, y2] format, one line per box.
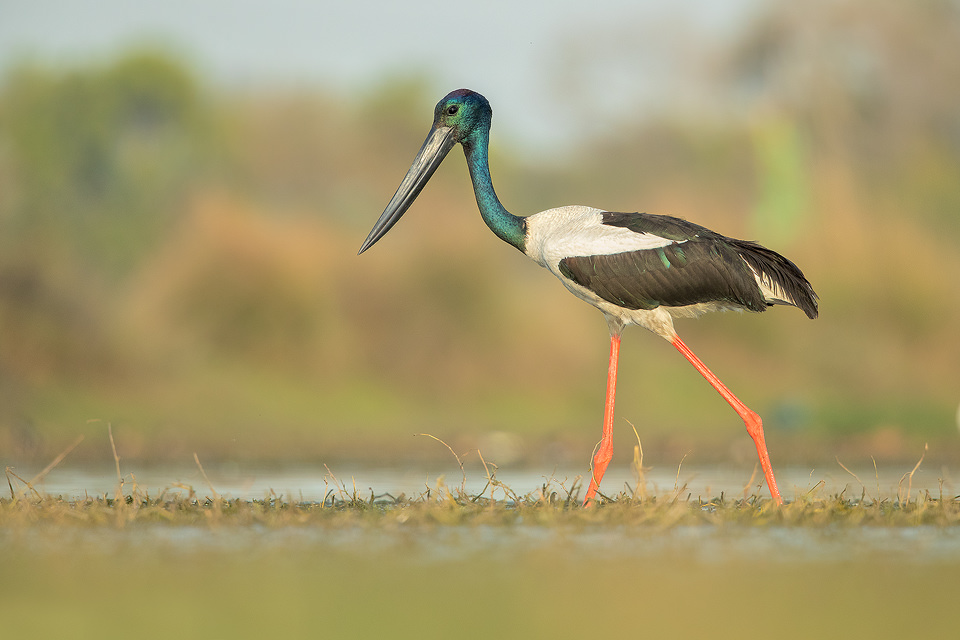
[358, 125, 457, 254]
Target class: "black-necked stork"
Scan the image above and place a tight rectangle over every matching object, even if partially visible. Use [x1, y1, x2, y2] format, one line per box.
[359, 89, 818, 506]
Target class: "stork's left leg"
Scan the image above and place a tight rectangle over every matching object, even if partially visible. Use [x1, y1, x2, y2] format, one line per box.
[583, 331, 621, 506]
[671, 335, 784, 505]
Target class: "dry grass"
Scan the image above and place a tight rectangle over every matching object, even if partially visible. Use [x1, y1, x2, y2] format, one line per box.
[3, 484, 958, 530]
[3, 438, 958, 530]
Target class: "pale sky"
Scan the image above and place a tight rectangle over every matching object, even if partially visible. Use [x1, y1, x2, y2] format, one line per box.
[0, 0, 764, 151]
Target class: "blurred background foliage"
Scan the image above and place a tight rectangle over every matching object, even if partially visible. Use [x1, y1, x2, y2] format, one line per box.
[0, 0, 957, 467]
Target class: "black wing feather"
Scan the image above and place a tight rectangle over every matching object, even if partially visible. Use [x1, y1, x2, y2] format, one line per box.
[558, 212, 818, 318]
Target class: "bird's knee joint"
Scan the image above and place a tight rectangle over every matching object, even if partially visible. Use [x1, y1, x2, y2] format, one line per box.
[743, 411, 763, 437]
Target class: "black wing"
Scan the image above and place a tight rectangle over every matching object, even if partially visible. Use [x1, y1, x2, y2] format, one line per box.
[558, 212, 818, 318]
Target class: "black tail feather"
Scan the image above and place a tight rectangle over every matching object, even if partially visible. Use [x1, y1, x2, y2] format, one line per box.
[733, 240, 819, 319]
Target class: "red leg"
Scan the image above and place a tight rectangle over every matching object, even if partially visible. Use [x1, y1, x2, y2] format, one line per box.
[583, 332, 621, 506]
[671, 335, 784, 505]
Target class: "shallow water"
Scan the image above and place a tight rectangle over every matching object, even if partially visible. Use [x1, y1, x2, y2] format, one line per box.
[7, 510, 960, 564]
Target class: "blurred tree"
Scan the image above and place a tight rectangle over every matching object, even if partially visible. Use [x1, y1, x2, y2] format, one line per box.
[0, 51, 213, 429]
[0, 50, 210, 276]
[726, 0, 960, 234]
[1, 10, 958, 462]
[749, 112, 809, 245]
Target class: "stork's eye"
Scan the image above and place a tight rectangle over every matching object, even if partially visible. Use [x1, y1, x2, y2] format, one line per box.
[446, 105, 459, 116]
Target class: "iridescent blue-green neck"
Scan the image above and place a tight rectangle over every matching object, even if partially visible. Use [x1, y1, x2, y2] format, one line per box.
[462, 134, 526, 252]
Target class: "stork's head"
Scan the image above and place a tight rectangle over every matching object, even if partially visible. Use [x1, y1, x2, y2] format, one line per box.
[358, 89, 491, 254]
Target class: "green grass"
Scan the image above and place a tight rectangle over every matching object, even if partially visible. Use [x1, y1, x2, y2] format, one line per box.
[2, 533, 958, 640]
[2, 486, 959, 640]
[3, 536, 956, 640]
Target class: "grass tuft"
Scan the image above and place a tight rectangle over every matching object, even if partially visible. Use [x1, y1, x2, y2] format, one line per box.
[3, 470, 958, 530]
[3, 433, 958, 529]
